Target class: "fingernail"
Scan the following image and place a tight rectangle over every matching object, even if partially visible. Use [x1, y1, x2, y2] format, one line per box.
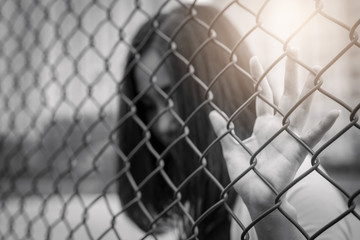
[250, 56, 259, 65]
[250, 56, 262, 78]
[209, 110, 218, 119]
[334, 109, 341, 116]
[287, 46, 299, 58]
[328, 109, 341, 118]
[312, 65, 322, 73]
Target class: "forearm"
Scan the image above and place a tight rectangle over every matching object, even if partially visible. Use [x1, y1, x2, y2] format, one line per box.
[246, 200, 306, 240]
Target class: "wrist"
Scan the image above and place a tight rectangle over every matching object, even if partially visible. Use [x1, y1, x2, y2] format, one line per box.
[240, 178, 279, 211]
[246, 200, 303, 240]
[246, 196, 297, 220]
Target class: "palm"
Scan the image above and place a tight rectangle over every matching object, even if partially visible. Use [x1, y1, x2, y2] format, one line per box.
[232, 116, 304, 203]
[209, 52, 339, 206]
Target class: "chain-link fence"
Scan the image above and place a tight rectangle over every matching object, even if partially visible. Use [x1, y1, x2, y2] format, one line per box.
[0, 0, 359, 239]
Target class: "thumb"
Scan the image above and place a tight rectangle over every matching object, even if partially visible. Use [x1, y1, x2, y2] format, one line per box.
[209, 110, 239, 153]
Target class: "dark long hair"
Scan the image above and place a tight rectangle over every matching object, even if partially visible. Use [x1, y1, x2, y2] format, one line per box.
[117, 5, 255, 239]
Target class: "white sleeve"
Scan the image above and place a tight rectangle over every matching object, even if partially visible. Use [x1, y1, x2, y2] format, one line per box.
[287, 156, 354, 240]
[231, 156, 355, 240]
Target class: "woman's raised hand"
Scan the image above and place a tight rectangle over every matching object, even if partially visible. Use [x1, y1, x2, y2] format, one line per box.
[209, 49, 340, 208]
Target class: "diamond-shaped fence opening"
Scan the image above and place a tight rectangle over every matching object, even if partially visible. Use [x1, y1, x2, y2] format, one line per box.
[0, 0, 359, 240]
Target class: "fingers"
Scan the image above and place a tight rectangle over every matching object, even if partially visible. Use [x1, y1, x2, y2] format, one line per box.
[209, 110, 238, 153]
[279, 47, 300, 113]
[301, 109, 340, 147]
[291, 66, 321, 132]
[250, 56, 273, 116]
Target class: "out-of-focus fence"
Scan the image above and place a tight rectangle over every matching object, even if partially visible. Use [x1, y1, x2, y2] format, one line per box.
[0, 0, 359, 239]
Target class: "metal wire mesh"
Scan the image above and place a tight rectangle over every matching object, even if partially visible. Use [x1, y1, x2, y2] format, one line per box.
[0, 0, 359, 239]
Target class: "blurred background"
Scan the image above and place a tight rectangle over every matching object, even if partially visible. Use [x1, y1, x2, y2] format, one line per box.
[0, 0, 359, 239]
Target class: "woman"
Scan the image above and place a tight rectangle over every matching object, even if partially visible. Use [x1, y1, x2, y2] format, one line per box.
[117, 4, 353, 240]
